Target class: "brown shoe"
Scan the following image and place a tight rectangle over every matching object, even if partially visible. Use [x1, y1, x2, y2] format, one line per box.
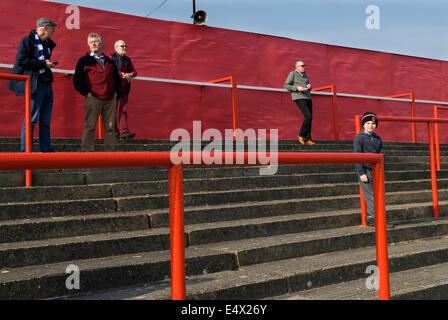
[297, 135, 306, 145]
[306, 140, 316, 145]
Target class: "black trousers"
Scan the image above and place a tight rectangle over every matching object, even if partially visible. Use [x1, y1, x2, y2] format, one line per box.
[295, 99, 313, 141]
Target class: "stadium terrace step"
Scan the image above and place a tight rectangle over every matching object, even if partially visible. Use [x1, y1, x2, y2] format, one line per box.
[268, 261, 448, 300]
[0, 211, 151, 243]
[48, 221, 448, 300]
[0, 192, 443, 245]
[0, 161, 428, 186]
[1, 139, 448, 300]
[2, 137, 448, 154]
[2, 181, 447, 222]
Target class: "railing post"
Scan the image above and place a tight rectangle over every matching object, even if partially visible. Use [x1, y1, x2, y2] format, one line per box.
[434, 105, 441, 170]
[97, 115, 104, 139]
[312, 85, 339, 140]
[230, 76, 240, 140]
[168, 163, 186, 300]
[385, 92, 416, 142]
[372, 159, 390, 300]
[410, 92, 416, 143]
[207, 76, 240, 140]
[355, 115, 367, 226]
[25, 76, 32, 187]
[427, 121, 440, 218]
[331, 85, 339, 141]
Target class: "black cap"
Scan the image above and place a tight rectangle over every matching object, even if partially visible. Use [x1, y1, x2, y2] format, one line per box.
[361, 112, 378, 127]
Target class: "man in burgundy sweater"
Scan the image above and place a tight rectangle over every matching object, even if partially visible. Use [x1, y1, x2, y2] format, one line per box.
[111, 40, 137, 140]
[73, 33, 120, 152]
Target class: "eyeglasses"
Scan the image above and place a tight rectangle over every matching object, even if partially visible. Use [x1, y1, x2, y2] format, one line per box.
[297, 65, 306, 67]
[120, 45, 127, 48]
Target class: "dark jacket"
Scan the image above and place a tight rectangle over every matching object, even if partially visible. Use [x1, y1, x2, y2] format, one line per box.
[110, 52, 137, 93]
[73, 53, 120, 100]
[8, 30, 56, 96]
[353, 130, 385, 176]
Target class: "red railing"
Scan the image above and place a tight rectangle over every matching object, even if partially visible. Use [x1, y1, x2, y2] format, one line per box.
[99, 75, 240, 140]
[385, 92, 416, 142]
[312, 85, 339, 140]
[0, 151, 390, 300]
[355, 115, 447, 221]
[0, 73, 32, 186]
[433, 105, 448, 170]
[97, 115, 105, 139]
[207, 76, 240, 140]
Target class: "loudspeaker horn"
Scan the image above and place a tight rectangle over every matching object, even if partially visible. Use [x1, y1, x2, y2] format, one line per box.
[193, 10, 207, 25]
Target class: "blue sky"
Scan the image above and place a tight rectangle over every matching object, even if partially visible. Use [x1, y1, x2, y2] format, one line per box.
[47, 0, 448, 61]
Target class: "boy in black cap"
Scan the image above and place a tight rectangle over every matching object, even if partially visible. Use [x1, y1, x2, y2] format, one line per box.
[353, 112, 385, 226]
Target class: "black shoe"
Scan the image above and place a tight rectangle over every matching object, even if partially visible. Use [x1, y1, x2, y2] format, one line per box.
[120, 132, 135, 139]
[365, 216, 375, 226]
[365, 216, 394, 228]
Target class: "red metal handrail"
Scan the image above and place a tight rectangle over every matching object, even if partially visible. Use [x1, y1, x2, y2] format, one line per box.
[0, 151, 389, 300]
[0, 73, 32, 186]
[355, 115, 447, 220]
[97, 115, 104, 139]
[433, 105, 448, 170]
[207, 76, 240, 140]
[385, 92, 416, 142]
[312, 85, 339, 140]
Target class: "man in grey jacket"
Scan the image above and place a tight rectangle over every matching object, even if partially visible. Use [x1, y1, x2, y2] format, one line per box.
[284, 61, 315, 145]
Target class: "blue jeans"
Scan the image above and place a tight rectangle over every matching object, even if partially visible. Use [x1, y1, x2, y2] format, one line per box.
[20, 82, 54, 152]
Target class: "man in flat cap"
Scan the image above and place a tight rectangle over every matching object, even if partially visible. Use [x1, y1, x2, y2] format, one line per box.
[8, 18, 58, 152]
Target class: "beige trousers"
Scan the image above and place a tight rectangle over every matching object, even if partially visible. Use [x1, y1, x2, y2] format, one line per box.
[81, 95, 116, 152]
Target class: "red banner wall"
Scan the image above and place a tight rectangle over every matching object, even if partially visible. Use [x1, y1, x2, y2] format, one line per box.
[0, 0, 447, 142]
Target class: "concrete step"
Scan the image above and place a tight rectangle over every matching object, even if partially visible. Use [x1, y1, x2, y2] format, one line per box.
[1, 140, 444, 155]
[1, 167, 443, 204]
[94, 187, 448, 214]
[1, 217, 448, 300]
[2, 138, 448, 300]
[0, 211, 151, 243]
[1, 137, 448, 149]
[1, 178, 447, 221]
[42, 224, 448, 300]
[0, 160, 430, 175]
[268, 261, 448, 300]
[0, 228, 172, 269]
[1, 202, 446, 270]
[0, 246, 236, 300]
[0, 161, 432, 187]
[0, 187, 442, 244]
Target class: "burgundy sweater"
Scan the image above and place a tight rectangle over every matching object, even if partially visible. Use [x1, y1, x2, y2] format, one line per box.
[73, 53, 120, 100]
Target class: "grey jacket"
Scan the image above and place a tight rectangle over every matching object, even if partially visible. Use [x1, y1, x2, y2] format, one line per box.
[284, 70, 312, 100]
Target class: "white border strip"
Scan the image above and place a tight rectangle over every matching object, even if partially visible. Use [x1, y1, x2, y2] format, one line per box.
[2, 63, 447, 105]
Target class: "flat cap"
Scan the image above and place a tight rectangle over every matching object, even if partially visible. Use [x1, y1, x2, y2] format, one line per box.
[36, 18, 57, 28]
